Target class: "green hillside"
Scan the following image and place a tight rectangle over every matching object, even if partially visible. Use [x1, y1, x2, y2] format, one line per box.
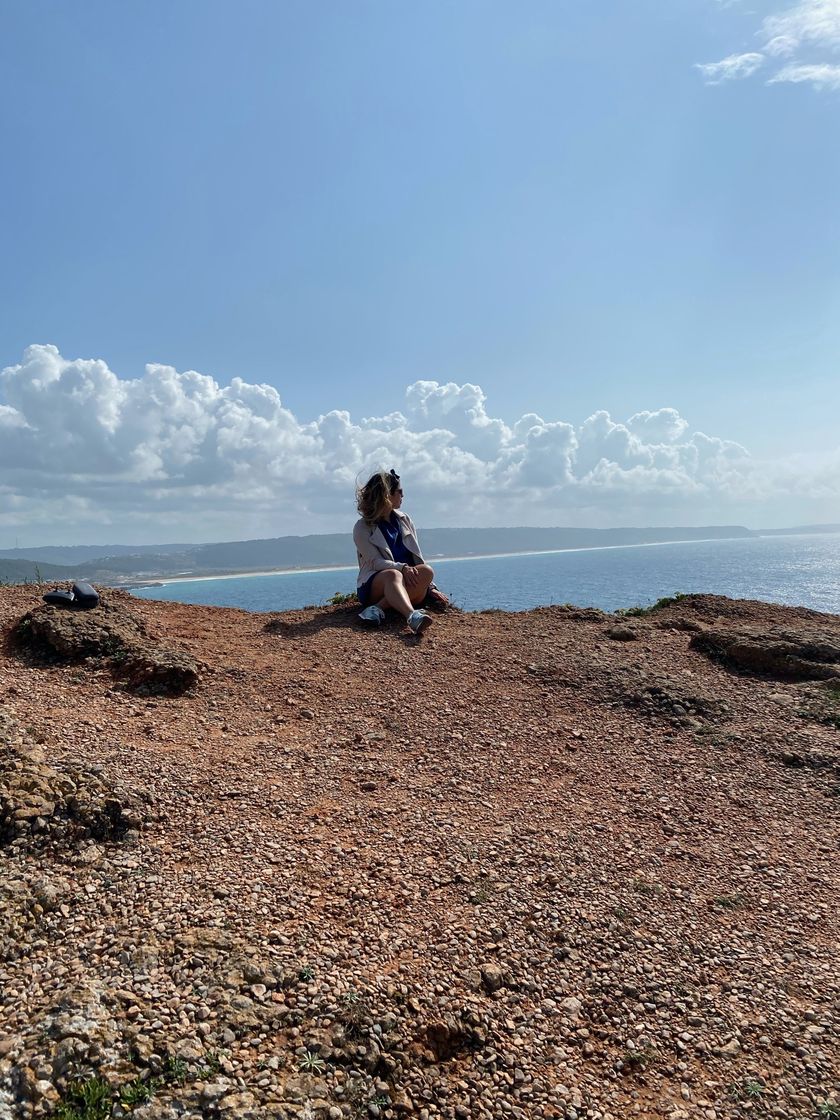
[0, 559, 79, 585]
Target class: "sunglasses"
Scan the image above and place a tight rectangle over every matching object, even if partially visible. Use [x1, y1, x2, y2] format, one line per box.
[392, 487, 403, 495]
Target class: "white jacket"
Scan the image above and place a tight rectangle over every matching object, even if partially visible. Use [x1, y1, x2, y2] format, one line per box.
[353, 511, 424, 589]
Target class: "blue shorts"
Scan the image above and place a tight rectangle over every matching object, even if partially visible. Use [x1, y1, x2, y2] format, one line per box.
[357, 574, 377, 606]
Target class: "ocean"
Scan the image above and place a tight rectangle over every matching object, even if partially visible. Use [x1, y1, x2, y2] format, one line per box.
[130, 532, 840, 616]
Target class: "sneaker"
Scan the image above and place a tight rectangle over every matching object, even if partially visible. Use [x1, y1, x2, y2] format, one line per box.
[407, 609, 433, 635]
[358, 605, 385, 626]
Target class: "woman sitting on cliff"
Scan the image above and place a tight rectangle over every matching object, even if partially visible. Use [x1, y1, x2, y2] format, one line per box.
[353, 469, 445, 633]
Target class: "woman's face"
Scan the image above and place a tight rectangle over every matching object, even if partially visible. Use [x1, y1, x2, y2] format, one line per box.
[389, 484, 404, 511]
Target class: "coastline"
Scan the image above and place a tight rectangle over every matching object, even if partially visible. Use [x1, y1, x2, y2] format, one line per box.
[135, 533, 755, 588]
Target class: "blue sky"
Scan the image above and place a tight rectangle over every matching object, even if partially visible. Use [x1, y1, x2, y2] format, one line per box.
[1, 1, 839, 543]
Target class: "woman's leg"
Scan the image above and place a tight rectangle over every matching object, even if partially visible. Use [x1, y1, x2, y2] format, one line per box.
[368, 565, 436, 618]
[406, 564, 435, 606]
[367, 569, 415, 618]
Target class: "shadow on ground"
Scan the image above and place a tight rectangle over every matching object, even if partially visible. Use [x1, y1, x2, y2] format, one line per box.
[263, 601, 452, 641]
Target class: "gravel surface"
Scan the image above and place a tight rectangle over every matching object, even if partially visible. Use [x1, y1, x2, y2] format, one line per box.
[0, 587, 838, 1120]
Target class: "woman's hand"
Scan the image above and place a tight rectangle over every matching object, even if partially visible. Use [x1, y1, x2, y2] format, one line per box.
[402, 565, 419, 588]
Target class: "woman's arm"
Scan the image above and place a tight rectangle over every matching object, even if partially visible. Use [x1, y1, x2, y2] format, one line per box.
[353, 521, 406, 572]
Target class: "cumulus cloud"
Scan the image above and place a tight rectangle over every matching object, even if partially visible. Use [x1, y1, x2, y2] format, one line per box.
[0, 344, 834, 544]
[698, 0, 840, 90]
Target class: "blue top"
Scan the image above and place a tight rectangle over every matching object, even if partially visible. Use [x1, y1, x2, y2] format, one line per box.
[378, 513, 414, 566]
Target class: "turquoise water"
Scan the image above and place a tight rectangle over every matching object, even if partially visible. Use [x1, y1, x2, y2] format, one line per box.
[130, 533, 840, 615]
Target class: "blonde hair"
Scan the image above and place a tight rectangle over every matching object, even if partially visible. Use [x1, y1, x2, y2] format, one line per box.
[356, 468, 399, 524]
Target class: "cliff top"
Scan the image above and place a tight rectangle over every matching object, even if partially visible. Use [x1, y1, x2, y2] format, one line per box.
[0, 588, 838, 1120]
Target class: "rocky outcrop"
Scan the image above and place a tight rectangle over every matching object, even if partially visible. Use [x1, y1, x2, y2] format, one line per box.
[16, 600, 147, 660]
[0, 718, 145, 849]
[12, 596, 200, 695]
[0, 714, 147, 1013]
[689, 626, 840, 681]
[112, 644, 201, 695]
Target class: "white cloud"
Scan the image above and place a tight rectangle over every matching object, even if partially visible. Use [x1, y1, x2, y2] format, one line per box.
[699, 0, 840, 89]
[626, 408, 690, 444]
[763, 0, 840, 51]
[768, 60, 840, 85]
[0, 344, 836, 544]
[696, 52, 765, 84]
[764, 34, 800, 56]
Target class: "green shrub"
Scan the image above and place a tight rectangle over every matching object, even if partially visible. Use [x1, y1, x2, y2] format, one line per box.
[730, 1078, 765, 1100]
[55, 1077, 113, 1120]
[712, 892, 744, 910]
[326, 590, 356, 606]
[119, 1077, 162, 1106]
[298, 1050, 326, 1073]
[616, 592, 688, 617]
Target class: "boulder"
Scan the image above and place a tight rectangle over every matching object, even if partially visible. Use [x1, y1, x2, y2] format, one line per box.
[605, 626, 639, 642]
[13, 600, 200, 695]
[16, 601, 146, 660]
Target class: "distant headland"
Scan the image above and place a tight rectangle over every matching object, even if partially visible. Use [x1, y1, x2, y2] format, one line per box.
[0, 523, 837, 587]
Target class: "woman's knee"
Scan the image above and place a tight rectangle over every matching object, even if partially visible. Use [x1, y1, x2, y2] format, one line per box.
[381, 568, 403, 584]
[417, 563, 435, 582]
